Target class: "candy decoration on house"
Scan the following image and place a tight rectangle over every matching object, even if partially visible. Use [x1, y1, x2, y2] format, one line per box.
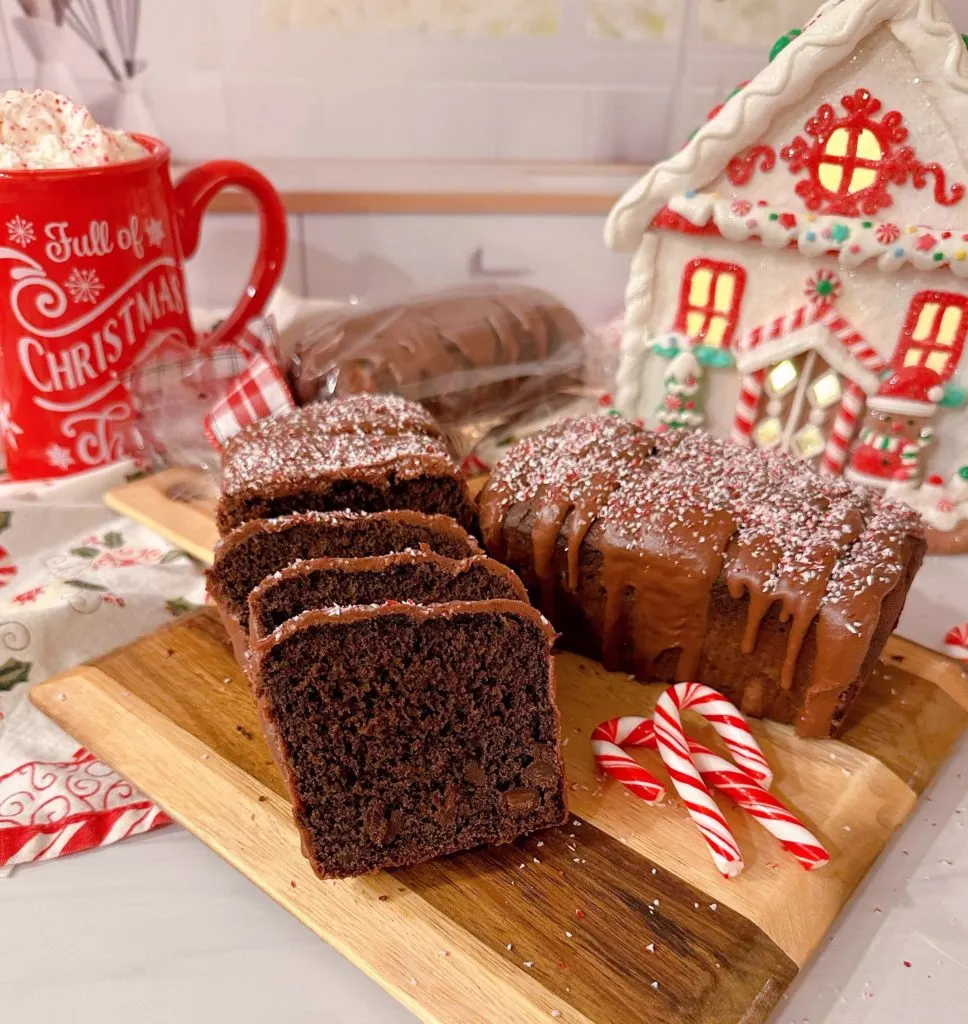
[605, 0, 968, 546]
[730, 282, 886, 467]
[886, 463, 968, 554]
[845, 366, 942, 486]
[656, 347, 705, 429]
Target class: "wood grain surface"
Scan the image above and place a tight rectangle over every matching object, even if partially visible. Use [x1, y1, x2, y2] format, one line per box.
[31, 608, 968, 1024]
[105, 467, 219, 566]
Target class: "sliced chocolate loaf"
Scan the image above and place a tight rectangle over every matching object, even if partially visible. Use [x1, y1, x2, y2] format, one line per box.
[248, 551, 527, 641]
[478, 418, 925, 738]
[247, 600, 567, 878]
[207, 510, 481, 659]
[215, 395, 473, 534]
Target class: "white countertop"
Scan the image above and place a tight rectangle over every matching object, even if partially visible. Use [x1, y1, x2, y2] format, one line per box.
[1, 555, 966, 1024]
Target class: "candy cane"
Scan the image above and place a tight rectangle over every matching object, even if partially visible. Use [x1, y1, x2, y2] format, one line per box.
[590, 716, 665, 805]
[663, 682, 773, 787]
[593, 716, 829, 872]
[653, 693, 745, 878]
[689, 748, 829, 871]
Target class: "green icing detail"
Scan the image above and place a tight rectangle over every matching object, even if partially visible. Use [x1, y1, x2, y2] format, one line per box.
[651, 343, 734, 368]
[963, 33, 968, 50]
[940, 382, 968, 408]
[933, 252, 945, 261]
[695, 346, 735, 368]
[958, 465, 968, 481]
[769, 28, 802, 62]
[768, 212, 779, 221]
[862, 221, 873, 229]
[816, 279, 834, 296]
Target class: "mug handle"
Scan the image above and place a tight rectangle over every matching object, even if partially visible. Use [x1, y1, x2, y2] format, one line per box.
[172, 160, 288, 349]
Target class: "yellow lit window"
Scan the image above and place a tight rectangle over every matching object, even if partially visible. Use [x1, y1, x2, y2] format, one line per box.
[895, 291, 968, 381]
[675, 259, 747, 350]
[817, 126, 884, 197]
[809, 370, 843, 409]
[766, 359, 798, 398]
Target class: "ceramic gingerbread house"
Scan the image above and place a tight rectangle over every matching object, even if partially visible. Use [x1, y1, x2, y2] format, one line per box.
[606, 0, 968, 549]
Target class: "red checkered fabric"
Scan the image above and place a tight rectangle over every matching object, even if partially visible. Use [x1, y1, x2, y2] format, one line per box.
[203, 352, 294, 450]
[124, 318, 294, 457]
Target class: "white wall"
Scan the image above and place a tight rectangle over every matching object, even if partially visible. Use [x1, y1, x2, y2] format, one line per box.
[7, 0, 953, 164]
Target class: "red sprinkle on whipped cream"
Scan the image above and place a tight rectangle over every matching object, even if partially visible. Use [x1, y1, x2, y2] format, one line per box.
[0, 89, 149, 170]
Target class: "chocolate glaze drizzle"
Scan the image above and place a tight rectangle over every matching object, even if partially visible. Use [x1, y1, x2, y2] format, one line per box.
[478, 419, 924, 738]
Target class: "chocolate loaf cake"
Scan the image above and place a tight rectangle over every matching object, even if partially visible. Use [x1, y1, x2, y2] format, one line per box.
[207, 510, 481, 659]
[478, 418, 925, 738]
[287, 284, 586, 427]
[247, 600, 568, 878]
[247, 551, 528, 641]
[215, 395, 473, 534]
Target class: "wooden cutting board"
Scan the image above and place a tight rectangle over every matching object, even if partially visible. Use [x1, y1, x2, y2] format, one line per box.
[32, 606, 968, 1024]
[104, 466, 220, 565]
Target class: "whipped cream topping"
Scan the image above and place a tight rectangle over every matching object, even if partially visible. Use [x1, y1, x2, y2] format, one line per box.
[0, 89, 150, 170]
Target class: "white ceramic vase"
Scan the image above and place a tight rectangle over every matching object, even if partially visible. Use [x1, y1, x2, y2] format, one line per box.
[112, 62, 158, 138]
[12, 16, 83, 99]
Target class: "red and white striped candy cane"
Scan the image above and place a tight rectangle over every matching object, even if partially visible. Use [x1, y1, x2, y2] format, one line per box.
[590, 717, 665, 804]
[730, 369, 765, 446]
[663, 682, 773, 787]
[592, 717, 829, 871]
[820, 380, 867, 476]
[653, 693, 745, 877]
[689, 746, 829, 870]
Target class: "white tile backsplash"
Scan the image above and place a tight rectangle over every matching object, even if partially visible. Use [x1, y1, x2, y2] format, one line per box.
[497, 86, 587, 161]
[7, 0, 968, 163]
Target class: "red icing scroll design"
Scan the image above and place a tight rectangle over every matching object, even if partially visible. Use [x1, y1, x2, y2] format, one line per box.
[780, 88, 965, 216]
[726, 145, 777, 186]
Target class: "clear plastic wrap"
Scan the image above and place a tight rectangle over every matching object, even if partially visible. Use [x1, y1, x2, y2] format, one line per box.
[285, 283, 592, 462]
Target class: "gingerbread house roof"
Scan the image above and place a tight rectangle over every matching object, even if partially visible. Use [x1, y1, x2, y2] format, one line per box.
[605, 0, 968, 252]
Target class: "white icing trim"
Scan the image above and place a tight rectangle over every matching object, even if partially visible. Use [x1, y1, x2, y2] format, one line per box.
[735, 321, 882, 393]
[868, 396, 936, 414]
[615, 233, 660, 418]
[659, 192, 968, 275]
[605, 0, 968, 251]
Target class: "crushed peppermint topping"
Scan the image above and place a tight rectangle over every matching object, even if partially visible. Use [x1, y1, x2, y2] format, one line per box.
[221, 400, 459, 497]
[483, 418, 922, 609]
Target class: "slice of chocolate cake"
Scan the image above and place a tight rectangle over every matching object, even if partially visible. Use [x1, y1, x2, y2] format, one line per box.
[247, 552, 528, 641]
[207, 510, 481, 660]
[247, 600, 568, 879]
[215, 396, 473, 534]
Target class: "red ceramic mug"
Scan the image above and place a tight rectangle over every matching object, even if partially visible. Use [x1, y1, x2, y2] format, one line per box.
[0, 134, 287, 479]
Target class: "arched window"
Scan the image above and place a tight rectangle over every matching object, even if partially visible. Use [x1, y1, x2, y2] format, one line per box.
[816, 126, 884, 198]
[780, 88, 965, 216]
[674, 259, 746, 349]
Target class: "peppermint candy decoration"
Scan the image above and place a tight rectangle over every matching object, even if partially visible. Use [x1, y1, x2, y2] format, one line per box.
[804, 268, 842, 305]
[944, 622, 968, 662]
[875, 222, 900, 244]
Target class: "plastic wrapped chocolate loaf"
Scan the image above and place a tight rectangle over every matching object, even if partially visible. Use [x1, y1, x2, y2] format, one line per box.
[285, 284, 587, 437]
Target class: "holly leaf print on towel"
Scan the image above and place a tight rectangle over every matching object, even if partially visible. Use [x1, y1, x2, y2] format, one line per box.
[0, 511, 11, 534]
[166, 597, 202, 617]
[64, 579, 108, 592]
[102, 531, 125, 549]
[70, 547, 100, 558]
[0, 657, 30, 690]
[161, 550, 192, 564]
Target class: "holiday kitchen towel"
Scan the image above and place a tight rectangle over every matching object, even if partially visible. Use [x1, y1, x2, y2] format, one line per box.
[0, 460, 206, 874]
